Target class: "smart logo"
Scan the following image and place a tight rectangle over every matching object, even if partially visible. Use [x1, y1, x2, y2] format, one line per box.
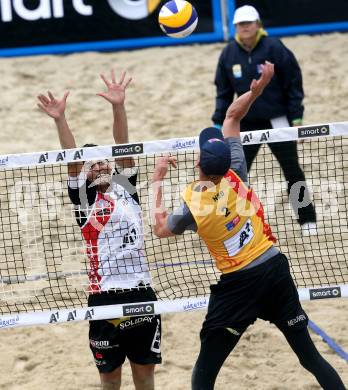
[0, 0, 93, 22]
[0, 0, 162, 22]
[122, 303, 155, 317]
[309, 286, 341, 300]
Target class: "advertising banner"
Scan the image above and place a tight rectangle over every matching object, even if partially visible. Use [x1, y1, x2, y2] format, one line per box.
[228, 0, 348, 37]
[0, 0, 224, 57]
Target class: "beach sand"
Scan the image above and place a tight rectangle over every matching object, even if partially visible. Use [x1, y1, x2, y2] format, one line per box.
[0, 33, 347, 389]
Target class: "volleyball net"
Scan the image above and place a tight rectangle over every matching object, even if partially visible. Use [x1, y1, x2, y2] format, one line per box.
[0, 122, 347, 328]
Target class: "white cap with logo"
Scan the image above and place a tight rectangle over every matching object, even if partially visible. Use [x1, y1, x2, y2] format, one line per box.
[233, 5, 260, 25]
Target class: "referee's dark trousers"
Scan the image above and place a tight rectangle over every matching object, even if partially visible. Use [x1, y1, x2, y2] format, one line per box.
[241, 119, 316, 225]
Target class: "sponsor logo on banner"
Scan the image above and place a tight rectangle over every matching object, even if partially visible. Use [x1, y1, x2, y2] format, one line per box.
[183, 298, 208, 311]
[0, 0, 93, 22]
[298, 125, 330, 138]
[0, 2, 214, 56]
[309, 286, 341, 300]
[0, 315, 19, 328]
[112, 143, 143, 157]
[107, 0, 161, 20]
[241, 133, 253, 144]
[0, 0, 161, 23]
[123, 303, 155, 316]
[172, 139, 196, 151]
[0, 156, 9, 166]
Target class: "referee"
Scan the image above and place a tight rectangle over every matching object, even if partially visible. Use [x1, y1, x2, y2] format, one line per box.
[212, 5, 317, 236]
[151, 62, 345, 390]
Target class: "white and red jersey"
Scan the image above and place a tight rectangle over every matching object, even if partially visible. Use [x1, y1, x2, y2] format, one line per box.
[68, 169, 151, 292]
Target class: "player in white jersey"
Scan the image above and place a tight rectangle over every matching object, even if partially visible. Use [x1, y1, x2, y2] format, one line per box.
[37, 70, 161, 390]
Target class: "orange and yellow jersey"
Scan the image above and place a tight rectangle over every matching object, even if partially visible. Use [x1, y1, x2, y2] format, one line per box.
[182, 169, 276, 273]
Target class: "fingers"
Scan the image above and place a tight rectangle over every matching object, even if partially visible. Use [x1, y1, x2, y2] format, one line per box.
[118, 71, 132, 89]
[111, 69, 116, 84]
[37, 102, 46, 112]
[168, 156, 177, 168]
[101, 69, 132, 88]
[157, 155, 177, 167]
[119, 71, 126, 85]
[37, 94, 49, 105]
[100, 73, 110, 87]
[96, 92, 108, 100]
[47, 91, 55, 101]
[124, 77, 132, 89]
[63, 91, 70, 101]
[262, 61, 274, 78]
[257, 62, 274, 89]
[250, 79, 258, 90]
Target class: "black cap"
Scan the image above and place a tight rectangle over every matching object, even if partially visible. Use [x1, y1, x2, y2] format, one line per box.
[199, 127, 231, 176]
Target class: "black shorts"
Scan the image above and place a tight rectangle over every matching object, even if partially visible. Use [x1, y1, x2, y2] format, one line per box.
[88, 287, 162, 373]
[201, 253, 308, 340]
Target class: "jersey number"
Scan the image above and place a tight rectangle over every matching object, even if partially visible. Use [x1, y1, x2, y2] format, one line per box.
[222, 207, 231, 217]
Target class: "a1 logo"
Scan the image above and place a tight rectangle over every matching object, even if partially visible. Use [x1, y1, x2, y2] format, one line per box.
[107, 0, 162, 20]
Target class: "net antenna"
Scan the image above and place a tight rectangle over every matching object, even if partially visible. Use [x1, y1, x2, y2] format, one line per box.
[0, 122, 347, 328]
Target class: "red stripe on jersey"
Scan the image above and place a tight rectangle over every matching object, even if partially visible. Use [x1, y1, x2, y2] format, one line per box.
[224, 169, 276, 243]
[81, 193, 115, 292]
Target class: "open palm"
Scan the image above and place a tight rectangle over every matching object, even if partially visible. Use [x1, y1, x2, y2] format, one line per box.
[98, 70, 132, 105]
[37, 91, 69, 119]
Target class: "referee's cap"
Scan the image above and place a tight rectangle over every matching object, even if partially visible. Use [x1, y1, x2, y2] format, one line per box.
[199, 127, 231, 176]
[233, 5, 260, 24]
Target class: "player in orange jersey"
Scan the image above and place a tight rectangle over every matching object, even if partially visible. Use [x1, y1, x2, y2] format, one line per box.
[151, 62, 345, 390]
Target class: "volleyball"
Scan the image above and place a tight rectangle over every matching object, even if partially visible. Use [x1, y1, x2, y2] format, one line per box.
[158, 0, 198, 38]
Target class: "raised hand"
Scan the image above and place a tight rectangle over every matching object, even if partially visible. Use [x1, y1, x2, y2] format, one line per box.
[37, 91, 69, 120]
[250, 61, 274, 98]
[152, 155, 177, 182]
[97, 70, 132, 106]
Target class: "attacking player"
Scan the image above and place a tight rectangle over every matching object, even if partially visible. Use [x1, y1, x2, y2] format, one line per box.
[37, 70, 161, 390]
[151, 62, 345, 390]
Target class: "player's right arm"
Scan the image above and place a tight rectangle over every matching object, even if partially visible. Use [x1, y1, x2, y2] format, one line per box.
[220, 62, 274, 183]
[97, 69, 134, 169]
[37, 91, 83, 177]
[223, 61, 274, 139]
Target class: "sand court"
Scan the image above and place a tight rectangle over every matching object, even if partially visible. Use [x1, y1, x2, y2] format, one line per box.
[0, 33, 347, 389]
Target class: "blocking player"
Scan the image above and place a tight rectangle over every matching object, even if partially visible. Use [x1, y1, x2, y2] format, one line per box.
[37, 70, 161, 390]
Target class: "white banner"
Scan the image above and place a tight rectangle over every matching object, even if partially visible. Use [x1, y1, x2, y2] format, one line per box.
[0, 285, 347, 329]
[0, 121, 347, 170]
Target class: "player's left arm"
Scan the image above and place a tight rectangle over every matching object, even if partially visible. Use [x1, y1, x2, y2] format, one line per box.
[151, 156, 178, 238]
[98, 69, 134, 169]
